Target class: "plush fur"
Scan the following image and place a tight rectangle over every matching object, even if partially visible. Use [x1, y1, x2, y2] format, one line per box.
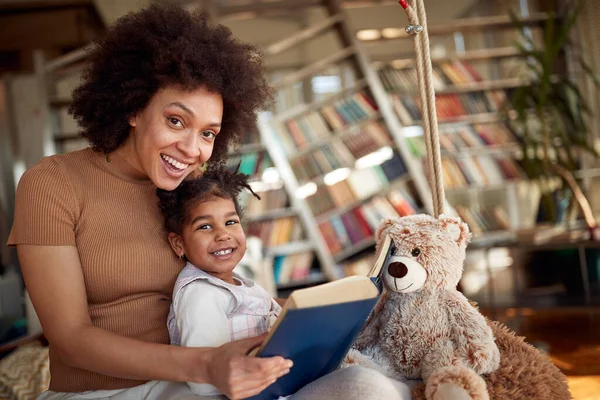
[412, 320, 572, 399]
[345, 214, 572, 399]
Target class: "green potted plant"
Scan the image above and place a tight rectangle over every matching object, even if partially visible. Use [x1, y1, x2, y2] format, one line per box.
[506, 1, 600, 230]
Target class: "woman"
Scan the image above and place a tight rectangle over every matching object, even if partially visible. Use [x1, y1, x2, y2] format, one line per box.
[8, 4, 413, 400]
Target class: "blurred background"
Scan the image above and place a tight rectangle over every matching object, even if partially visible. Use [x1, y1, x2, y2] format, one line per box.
[0, 0, 599, 398]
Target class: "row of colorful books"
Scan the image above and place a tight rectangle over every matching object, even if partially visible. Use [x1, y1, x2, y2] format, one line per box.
[272, 252, 316, 286]
[291, 142, 354, 182]
[340, 121, 392, 160]
[304, 161, 412, 216]
[438, 122, 518, 152]
[454, 206, 511, 236]
[245, 217, 303, 248]
[391, 91, 506, 125]
[317, 190, 417, 256]
[276, 91, 379, 153]
[226, 150, 273, 181]
[440, 156, 523, 189]
[378, 60, 499, 93]
[405, 122, 519, 158]
[242, 188, 289, 216]
[406, 132, 523, 189]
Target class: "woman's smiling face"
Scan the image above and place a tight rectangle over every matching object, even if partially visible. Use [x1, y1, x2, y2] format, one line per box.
[122, 86, 224, 190]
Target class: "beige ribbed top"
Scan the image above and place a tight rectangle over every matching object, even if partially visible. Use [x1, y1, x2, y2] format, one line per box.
[8, 148, 184, 392]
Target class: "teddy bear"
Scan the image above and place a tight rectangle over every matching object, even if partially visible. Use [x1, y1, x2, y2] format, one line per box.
[344, 214, 572, 400]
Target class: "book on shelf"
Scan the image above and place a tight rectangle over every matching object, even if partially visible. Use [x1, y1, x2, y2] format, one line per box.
[242, 188, 289, 216]
[405, 124, 525, 190]
[273, 252, 315, 286]
[454, 205, 511, 236]
[246, 217, 303, 248]
[379, 60, 510, 126]
[316, 187, 418, 256]
[247, 234, 394, 400]
[226, 150, 273, 181]
[275, 90, 381, 155]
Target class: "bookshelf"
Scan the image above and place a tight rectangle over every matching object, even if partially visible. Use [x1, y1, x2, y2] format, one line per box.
[224, 132, 326, 291]
[357, 5, 578, 244]
[255, 0, 433, 280]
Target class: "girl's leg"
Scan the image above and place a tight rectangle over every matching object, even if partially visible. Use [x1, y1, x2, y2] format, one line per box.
[290, 366, 415, 400]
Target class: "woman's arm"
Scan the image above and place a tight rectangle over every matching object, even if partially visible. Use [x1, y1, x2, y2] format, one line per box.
[18, 245, 291, 399]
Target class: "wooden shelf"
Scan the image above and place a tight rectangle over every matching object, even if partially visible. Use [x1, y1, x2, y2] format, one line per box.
[277, 79, 368, 122]
[315, 173, 411, 223]
[441, 143, 521, 157]
[468, 230, 517, 249]
[267, 240, 315, 257]
[291, 111, 382, 163]
[446, 180, 524, 194]
[389, 76, 557, 96]
[363, 13, 549, 43]
[374, 47, 522, 70]
[412, 111, 508, 127]
[246, 207, 298, 222]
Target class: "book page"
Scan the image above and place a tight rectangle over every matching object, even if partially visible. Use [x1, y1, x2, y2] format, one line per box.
[368, 233, 393, 278]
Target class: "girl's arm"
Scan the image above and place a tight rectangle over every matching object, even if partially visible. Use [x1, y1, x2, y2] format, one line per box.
[18, 245, 291, 399]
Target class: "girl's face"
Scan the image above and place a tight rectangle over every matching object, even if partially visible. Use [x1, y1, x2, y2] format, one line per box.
[168, 195, 246, 285]
[123, 86, 223, 190]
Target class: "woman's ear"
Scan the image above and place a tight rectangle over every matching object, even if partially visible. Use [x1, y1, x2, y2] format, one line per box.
[168, 233, 185, 258]
[128, 114, 138, 128]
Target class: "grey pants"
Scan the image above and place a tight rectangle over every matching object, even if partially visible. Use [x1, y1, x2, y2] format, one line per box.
[37, 366, 415, 400]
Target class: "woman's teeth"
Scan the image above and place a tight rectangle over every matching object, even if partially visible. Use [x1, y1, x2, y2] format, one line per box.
[213, 249, 233, 256]
[161, 154, 189, 170]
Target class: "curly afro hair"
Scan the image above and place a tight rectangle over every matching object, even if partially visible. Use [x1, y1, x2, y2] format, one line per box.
[157, 162, 260, 235]
[70, 3, 272, 160]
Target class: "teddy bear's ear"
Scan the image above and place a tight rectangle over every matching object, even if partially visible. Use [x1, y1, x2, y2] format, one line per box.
[439, 214, 471, 247]
[376, 217, 397, 243]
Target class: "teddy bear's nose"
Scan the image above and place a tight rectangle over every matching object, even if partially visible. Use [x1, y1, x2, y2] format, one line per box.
[388, 262, 408, 279]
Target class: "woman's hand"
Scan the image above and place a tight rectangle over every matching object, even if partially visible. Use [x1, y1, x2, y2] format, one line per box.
[205, 334, 292, 400]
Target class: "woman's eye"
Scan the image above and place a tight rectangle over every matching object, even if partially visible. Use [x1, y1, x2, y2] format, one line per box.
[201, 130, 216, 139]
[226, 220, 239, 226]
[168, 117, 183, 127]
[411, 248, 421, 257]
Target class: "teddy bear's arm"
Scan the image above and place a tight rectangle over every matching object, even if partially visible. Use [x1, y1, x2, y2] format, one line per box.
[443, 290, 500, 374]
[352, 292, 387, 352]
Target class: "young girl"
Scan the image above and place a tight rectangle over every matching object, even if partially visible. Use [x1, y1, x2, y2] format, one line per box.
[157, 163, 285, 396]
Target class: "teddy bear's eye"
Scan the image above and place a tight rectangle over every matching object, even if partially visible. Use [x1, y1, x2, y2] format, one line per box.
[411, 248, 421, 257]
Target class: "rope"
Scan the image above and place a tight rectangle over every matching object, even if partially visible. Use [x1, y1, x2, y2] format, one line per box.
[399, 0, 445, 217]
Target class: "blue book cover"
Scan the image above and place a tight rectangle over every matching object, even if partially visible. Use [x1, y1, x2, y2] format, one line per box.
[247, 295, 381, 400]
[247, 234, 394, 400]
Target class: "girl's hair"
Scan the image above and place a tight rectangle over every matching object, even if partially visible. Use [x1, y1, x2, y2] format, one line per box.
[69, 3, 272, 160]
[157, 162, 260, 234]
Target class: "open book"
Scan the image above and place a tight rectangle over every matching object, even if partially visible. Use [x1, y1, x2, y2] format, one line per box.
[247, 234, 394, 400]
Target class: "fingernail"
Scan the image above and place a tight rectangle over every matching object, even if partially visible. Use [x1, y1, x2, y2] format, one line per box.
[279, 368, 290, 376]
[285, 360, 294, 368]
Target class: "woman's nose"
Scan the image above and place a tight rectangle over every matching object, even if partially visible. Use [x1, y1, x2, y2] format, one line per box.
[176, 132, 201, 159]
